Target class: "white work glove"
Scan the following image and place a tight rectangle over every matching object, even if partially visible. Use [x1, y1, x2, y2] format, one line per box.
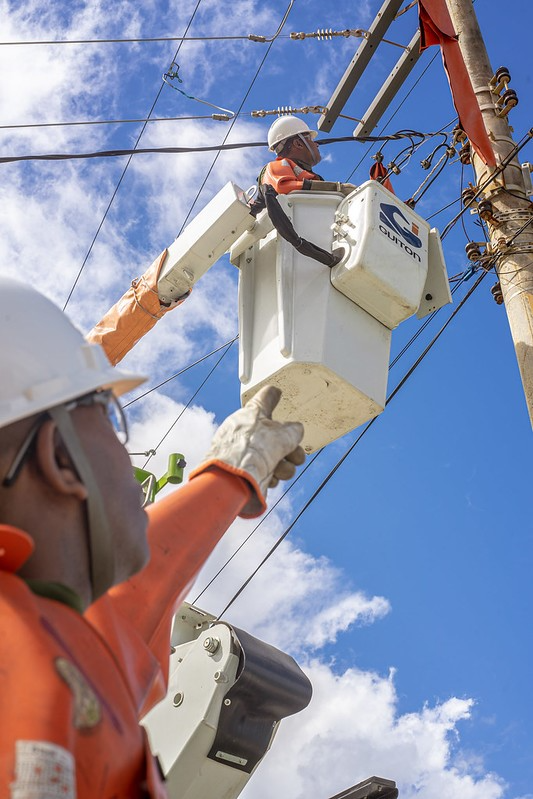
[189, 386, 305, 517]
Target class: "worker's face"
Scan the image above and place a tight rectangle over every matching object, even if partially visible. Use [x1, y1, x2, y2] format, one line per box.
[298, 133, 321, 167]
[73, 401, 149, 587]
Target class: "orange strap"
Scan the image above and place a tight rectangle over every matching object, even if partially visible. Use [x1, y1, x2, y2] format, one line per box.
[369, 162, 395, 194]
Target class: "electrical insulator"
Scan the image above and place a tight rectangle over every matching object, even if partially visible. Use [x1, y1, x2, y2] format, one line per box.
[459, 143, 471, 165]
[498, 88, 519, 116]
[478, 199, 495, 222]
[490, 66, 511, 94]
[491, 282, 504, 305]
[465, 241, 483, 261]
[452, 126, 467, 145]
[462, 187, 477, 206]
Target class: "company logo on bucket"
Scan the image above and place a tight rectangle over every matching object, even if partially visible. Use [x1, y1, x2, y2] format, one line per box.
[379, 203, 422, 249]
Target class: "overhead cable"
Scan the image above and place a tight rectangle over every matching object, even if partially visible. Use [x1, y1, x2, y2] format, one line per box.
[0, 131, 433, 166]
[345, 51, 440, 182]
[142, 338, 236, 469]
[174, 0, 296, 233]
[123, 335, 239, 408]
[194, 276, 467, 602]
[61, 0, 204, 310]
[1, 1, 294, 47]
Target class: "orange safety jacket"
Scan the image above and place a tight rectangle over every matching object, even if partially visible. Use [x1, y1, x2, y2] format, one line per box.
[0, 468, 251, 798]
[261, 157, 322, 195]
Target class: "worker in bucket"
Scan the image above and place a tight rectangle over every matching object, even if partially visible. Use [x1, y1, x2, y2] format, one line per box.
[260, 115, 356, 196]
[0, 277, 305, 798]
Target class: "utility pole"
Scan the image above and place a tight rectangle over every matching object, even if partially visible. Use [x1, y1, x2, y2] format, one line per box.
[444, 0, 533, 426]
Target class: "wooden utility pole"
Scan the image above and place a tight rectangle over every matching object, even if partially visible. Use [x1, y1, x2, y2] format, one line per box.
[444, 0, 533, 426]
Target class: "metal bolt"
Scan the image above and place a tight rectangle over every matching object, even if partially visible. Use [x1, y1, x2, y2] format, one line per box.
[224, 698, 232, 706]
[173, 692, 184, 707]
[203, 636, 220, 655]
[214, 671, 229, 683]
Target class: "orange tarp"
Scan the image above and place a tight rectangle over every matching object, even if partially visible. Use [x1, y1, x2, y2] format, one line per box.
[418, 0, 496, 167]
[87, 250, 189, 366]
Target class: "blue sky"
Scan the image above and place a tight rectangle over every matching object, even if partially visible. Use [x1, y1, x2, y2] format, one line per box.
[1, 1, 532, 797]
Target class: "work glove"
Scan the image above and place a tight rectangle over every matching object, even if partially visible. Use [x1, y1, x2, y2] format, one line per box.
[189, 386, 305, 517]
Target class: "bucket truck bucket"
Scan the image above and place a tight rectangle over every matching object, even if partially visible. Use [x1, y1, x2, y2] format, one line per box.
[231, 190, 391, 453]
[230, 183, 451, 453]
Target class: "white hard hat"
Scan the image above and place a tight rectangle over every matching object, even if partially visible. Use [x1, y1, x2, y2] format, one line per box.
[0, 277, 146, 429]
[267, 116, 318, 153]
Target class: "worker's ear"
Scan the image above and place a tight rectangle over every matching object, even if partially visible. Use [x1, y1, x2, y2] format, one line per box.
[35, 420, 88, 501]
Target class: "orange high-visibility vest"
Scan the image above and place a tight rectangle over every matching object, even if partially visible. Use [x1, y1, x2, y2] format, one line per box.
[0, 469, 251, 798]
[261, 157, 321, 195]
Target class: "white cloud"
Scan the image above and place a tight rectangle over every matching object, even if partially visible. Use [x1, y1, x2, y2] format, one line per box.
[241, 666, 505, 799]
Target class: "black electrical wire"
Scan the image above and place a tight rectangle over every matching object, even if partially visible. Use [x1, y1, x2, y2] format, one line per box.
[192, 277, 466, 608]
[61, 0, 205, 311]
[0, 131, 437, 166]
[440, 129, 533, 240]
[216, 271, 488, 619]
[123, 335, 238, 408]
[192, 448, 323, 605]
[142, 337, 236, 469]
[344, 50, 440, 182]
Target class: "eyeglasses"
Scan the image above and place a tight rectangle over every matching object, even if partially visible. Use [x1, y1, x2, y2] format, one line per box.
[2, 390, 128, 488]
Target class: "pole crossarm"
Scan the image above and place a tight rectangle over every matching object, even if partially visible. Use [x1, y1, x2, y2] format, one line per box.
[353, 30, 422, 138]
[318, 0, 405, 131]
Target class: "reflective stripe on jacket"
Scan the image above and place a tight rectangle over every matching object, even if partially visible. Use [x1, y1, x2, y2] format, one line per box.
[261, 157, 321, 195]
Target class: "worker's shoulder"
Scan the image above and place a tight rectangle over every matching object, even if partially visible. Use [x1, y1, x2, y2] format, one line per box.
[0, 572, 79, 657]
[266, 156, 298, 173]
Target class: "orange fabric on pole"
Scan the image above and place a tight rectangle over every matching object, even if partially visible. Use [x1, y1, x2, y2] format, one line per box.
[418, 0, 496, 167]
[87, 250, 189, 366]
[369, 162, 395, 194]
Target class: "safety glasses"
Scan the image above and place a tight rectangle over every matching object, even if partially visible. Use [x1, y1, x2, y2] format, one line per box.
[2, 390, 128, 488]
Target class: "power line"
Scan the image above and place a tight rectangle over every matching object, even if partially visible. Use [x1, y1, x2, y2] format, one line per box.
[0, 132, 431, 166]
[123, 335, 239, 408]
[0, 34, 289, 46]
[142, 337, 236, 469]
[0, 114, 219, 131]
[175, 0, 294, 233]
[61, 0, 205, 311]
[193, 276, 467, 605]
[344, 50, 440, 183]
[216, 271, 488, 619]
[0, 5, 294, 48]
